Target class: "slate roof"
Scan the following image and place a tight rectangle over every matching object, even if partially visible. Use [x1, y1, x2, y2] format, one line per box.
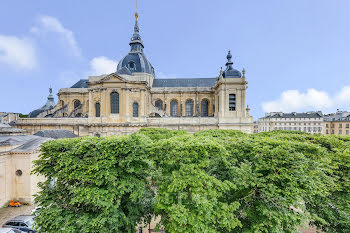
[324, 112, 350, 122]
[152, 78, 217, 88]
[265, 112, 323, 119]
[71, 79, 89, 88]
[0, 127, 26, 134]
[10, 137, 50, 153]
[0, 135, 39, 146]
[116, 19, 155, 76]
[28, 88, 56, 118]
[34, 130, 77, 139]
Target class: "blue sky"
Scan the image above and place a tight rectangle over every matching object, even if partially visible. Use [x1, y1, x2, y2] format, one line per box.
[0, 0, 350, 119]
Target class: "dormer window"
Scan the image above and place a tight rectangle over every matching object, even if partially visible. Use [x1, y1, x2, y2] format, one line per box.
[128, 62, 135, 70]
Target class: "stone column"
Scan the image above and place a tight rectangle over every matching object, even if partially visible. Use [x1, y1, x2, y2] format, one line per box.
[125, 88, 130, 118]
[220, 86, 225, 118]
[140, 89, 145, 117]
[88, 89, 93, 117]
[180, 92, 183, 117]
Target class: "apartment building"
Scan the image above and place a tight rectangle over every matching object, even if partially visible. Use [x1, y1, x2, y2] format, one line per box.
[258, 112, 324, 134]
[324, 111, 350, 135]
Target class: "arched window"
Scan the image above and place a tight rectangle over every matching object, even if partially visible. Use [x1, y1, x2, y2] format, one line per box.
[95, 102, 101, 117]
[110, 92, 119, 114]
[201, 99, 209, 117]
[74, 100, 81, 109]
[133, 102, 139, 117]
[170, 100, 178, 117]
[185, 99, 194, 116]
[155, 99, 163, 110]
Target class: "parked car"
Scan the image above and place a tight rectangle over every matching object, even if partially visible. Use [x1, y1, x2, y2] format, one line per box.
[2, 215, 36, 233]
[31, 207, 41, 216]
[0, 228, 23, 233]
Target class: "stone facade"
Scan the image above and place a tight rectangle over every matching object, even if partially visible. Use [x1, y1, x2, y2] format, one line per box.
[258, 112, 324, 134]
[16, 16, 253, 136]
[0, 135, 47, 207]
[0, 112, 19, 124]
[323, 111, 350, 135]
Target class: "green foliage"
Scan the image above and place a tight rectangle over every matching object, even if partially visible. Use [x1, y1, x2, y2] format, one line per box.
[33, 129, 350, 233]
[194, 129, 245, 138]
[19, 113, 28, 118]
[149, 136, 241, 232]
[33, 134, 154, 233]
[137, 128, 188, 141]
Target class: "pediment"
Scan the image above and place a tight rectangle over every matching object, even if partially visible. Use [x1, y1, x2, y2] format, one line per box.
[98, 73, 128, 84]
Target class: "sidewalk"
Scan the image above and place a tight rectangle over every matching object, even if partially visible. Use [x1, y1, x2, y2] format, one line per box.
[0, 204, 33, 226]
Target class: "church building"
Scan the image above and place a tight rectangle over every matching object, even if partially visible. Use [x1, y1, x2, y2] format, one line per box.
[16, 12, 253, 136]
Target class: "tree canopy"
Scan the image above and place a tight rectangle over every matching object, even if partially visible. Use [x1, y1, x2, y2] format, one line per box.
[33, 129, 350, 233]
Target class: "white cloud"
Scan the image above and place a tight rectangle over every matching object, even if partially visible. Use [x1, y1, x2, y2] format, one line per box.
[31, 15, 82, 57]
[262, 88, 333, 113]
[336, 86, 350, 104]
[89, 56, 118, 75]
[0, 35, 37, 70]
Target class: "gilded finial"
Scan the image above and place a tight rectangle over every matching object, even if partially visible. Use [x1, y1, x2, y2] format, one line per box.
[135, 0, 139, 21]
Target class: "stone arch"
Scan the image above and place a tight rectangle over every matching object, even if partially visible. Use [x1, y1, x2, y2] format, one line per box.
[170, 99, 179, 117]
[185, 99, 194, 116]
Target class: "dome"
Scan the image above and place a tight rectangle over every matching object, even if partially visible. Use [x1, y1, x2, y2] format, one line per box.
[223, 51, 242, 78]
[117, 52, 154, 75]
[28, 88, 56, 118]
[116, 19, 155, 76]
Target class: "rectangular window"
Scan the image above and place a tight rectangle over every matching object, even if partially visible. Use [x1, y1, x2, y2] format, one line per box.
[326, 124, 329, 128]
[346, 130, 349, 135]
[346, 124, 349, 128]
[339, 130, 342, 134]
[339, 124, 343, 128]
[229, 94, 236, 111]
[326, 130, 329, 134]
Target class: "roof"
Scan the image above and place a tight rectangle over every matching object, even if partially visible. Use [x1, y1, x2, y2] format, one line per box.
[264, 112, 323, 119]
[0, 127, 26, 135]
[10, 137, 50, 153]
[153, 78, 217, 88]
[0, 135, 39, 146]
[116, 19, 154, 76]
[34, 130, 77, 139]
[223, 51, 242, 78]
[71, 79, 89, 88]
[28, 88, 56, 118]
[324, 111, 350, 122]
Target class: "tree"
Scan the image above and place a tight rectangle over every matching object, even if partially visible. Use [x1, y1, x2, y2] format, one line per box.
[33, 134, 154, 233]
[33, 129, 350, 233]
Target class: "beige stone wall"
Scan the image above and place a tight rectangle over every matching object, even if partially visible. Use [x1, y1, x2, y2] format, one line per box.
[58, 88, 89, 116]
[0, 151, 45, 207]
[324, 121, 350, 135]
[151, 92, 215, 117]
